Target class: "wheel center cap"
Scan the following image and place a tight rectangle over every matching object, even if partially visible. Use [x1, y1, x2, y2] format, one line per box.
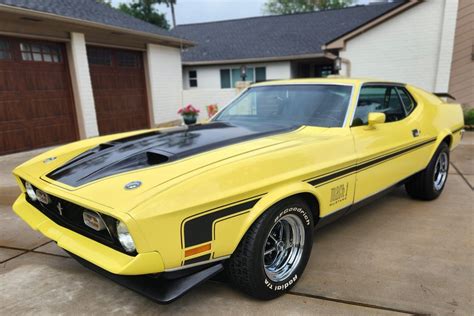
[276, 241, 285, 252]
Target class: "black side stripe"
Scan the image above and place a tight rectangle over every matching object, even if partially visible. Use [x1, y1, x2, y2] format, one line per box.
[356, 137, 436, 171]
[183, 253, 211, 265]
[452, 126, 464, 134]
[308, 165, 358, 186]
[183, 197, 261, 248]
[307, 138, 436, 186]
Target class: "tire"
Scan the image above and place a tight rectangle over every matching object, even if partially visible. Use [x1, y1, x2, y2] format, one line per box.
[226, 197, 314, 300]
[405, 142, 450, 200]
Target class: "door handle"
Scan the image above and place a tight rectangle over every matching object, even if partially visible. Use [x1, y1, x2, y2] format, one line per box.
[412, 129, 420, 137]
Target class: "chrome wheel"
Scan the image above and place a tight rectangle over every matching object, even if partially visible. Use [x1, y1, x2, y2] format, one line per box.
[263, 214, 305, 282]
[433, 152, 448, 191]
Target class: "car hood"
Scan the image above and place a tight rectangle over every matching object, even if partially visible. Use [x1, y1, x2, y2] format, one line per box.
[17, 122, 309, 212]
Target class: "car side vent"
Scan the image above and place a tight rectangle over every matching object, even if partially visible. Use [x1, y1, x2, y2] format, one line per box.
[146, 149, 170, 165]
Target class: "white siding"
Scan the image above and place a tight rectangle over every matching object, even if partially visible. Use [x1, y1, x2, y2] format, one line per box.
[340, 0, 458, 92]
[183, 61, 291, 89]
[434, 0, 459, 92]
[67, 32, 99, 138]
[146, 44, 183, 124]
[266, 61, 292, 80]
[182, 61, 291, 113]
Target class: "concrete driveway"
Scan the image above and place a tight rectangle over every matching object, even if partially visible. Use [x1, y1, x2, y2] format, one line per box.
[1, 134, 473, 315]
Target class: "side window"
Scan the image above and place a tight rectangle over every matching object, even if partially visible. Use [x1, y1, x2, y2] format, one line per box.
[255, 67, 266, 82]
[188, 70, 197, 88]
[87, 47, 111, 66]
[352, 86, 385, 126]
[352, 86, 407, 126]
[221, 66, 267, 88]
[386, 88, 406, 121]
[220, 69, 231, 88]
[397, 87, 416, 115]
[117, 51, 140, 68]
[21, 42, 62, 63]
[0, 39, 11, 60]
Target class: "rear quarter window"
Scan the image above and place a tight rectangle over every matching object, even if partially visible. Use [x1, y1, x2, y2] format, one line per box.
[397, 87, 417, 115]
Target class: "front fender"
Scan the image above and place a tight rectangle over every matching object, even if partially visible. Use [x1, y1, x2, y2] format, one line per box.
[212, 181, 320, 258]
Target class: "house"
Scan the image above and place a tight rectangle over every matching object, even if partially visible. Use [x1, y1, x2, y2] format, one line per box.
[0, 0, 192, 155]
[449, 0, 473, 110]
[174, 0, 463, 113]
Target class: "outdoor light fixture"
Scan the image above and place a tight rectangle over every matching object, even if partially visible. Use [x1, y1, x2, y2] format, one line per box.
[334, 56, 342, 73]
[240, 65, 247, 81]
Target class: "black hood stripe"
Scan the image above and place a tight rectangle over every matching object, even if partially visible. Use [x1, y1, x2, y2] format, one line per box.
[47, 122, 296, 187]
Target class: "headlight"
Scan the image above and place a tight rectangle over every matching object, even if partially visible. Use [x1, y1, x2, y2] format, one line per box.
[116, 221, 136, 253]
[25, 182, 37, 201]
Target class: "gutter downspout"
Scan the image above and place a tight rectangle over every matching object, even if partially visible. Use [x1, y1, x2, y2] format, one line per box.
[340, 58, 351, 77]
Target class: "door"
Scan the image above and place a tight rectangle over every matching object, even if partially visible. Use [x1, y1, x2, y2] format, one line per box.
[350, 84, 429, 202]
[87, 46, 149, 135]
[0, 36, 78, 155]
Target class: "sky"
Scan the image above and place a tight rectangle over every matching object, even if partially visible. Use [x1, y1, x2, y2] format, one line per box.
[110, 0, 373, 26]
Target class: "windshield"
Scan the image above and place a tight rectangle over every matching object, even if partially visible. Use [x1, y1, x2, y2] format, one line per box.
[214, 84, 353, 128]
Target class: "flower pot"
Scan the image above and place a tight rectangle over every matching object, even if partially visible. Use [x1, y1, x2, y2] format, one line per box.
[182, 115, 197, 125]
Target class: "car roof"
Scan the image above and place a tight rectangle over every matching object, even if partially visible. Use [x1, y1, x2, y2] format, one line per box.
[251, 77, 405, 87]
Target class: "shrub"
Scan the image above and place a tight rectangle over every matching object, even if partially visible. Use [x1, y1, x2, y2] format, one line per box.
[465, 109, 474, 126]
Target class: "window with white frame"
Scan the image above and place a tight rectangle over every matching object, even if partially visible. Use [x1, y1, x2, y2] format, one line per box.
[189, 70, 198, 88]
[220, 66, 266, 89]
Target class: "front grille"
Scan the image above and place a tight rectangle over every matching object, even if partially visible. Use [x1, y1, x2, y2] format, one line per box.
[23, 181, 135, 255]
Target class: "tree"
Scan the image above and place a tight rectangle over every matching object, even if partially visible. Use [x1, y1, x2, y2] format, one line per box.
[96, 0, 112, 7]
[263, 0, 353, 15]
[118, 0, 171, 29]
[162, 0, 177, 28]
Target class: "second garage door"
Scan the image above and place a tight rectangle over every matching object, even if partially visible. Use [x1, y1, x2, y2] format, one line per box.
[87, 46, 150, 135]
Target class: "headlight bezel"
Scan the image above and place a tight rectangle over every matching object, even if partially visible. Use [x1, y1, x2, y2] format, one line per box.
[25, 181, 37, 201]
[116, 220, 137, 254]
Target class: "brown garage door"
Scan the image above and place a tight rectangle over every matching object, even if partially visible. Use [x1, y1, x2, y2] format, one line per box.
[0, 36, 78, 155]
[87, 46, 149, 135]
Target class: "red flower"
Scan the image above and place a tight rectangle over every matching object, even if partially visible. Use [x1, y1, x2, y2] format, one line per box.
[177, 104, 200, 116]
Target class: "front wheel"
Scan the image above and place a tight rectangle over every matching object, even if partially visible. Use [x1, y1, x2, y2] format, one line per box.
[405, 142, 450, 200]
[226, 198, 314, 300]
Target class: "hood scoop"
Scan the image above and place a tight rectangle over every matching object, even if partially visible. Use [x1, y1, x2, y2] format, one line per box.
[146, 149, 170, 165]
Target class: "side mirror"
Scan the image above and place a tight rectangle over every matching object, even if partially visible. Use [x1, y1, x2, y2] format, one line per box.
[367, 112, 386, 128]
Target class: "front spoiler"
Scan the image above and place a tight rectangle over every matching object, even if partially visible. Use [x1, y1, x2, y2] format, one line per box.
[69, 252, 224, 304]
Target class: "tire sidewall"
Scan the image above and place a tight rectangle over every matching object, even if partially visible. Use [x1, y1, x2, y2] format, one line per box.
[429, 143, 450, 196]
[253, 199, 313, 297]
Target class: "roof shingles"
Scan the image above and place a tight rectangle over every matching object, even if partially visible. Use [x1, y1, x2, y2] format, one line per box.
[0, 0, 181, 39]
[173, 2, 405, 63]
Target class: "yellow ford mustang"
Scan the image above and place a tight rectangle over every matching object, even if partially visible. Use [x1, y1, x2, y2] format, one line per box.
[12, 78, 464, 302]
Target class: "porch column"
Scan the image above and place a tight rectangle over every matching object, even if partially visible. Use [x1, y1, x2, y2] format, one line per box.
[66, 32, 99, 138]
[145, 43, 183, 125]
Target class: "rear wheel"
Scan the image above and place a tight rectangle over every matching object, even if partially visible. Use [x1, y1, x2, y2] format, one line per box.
[405, 142, 449, 200]
[226, 198, 313, 300]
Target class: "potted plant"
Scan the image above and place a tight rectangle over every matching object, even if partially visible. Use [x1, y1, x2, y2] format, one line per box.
[178, 104, 200, 125]
[206, 104, 218, 118]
